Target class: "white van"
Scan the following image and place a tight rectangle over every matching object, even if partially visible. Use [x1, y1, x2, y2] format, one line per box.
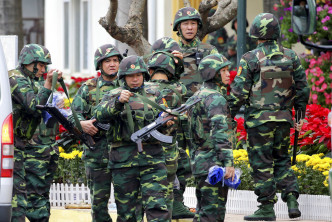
[0, 40, 14, 221]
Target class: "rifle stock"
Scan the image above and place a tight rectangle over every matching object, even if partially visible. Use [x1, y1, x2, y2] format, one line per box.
[36, 104, 96, 150]
[130, 98, 201, 152]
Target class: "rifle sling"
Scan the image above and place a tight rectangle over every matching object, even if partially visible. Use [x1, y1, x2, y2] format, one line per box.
[55, 76, 83, 132]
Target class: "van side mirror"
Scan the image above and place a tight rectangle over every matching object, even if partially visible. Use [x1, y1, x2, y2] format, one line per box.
[291, 0, 316, 35]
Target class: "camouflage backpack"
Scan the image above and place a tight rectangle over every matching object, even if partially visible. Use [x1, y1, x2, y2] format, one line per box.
[18, 44, 52, 65]
[151, 37, 181, 53]
[173, 7, 202, 31]
[94, 44, 123, 70]
[249, 13, 280, 40]
[249, 50, 295, 110]
[118, 55, 150, 81]
[198, 54, 231, 82]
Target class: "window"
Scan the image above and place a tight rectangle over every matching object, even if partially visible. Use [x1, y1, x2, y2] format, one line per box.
[63, 0, 90, 73]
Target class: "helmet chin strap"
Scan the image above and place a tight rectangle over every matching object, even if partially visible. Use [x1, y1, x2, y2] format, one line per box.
[100, 68, 117, 78]
[21, 62, 39, 79]
[177, 25, 196, 43]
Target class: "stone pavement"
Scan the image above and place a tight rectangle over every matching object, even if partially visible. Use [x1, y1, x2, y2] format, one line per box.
[45, 208, 328, 222]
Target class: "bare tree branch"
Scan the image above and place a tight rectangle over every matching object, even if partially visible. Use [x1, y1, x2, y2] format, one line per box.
[99, 0, 237, 55]
[99, 0, 150, 56]
[198, 0, 238, 40]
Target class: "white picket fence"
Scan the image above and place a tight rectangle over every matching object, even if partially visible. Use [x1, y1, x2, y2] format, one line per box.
[50, 183, 332, 221]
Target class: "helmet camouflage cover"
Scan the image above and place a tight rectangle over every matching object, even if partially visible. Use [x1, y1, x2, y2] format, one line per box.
[18, 44, 52, 65]
[173, 7, 202, 31]
[118, 55, 150, 81]
[199, 54, 231, 82]
[150, 37, 181, 53]
[94, 44, 123, 70]
[148, 52, 181, 81]
[249, 13, 281, 40]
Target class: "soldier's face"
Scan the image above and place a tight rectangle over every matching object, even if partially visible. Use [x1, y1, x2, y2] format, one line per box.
[125, 73, 144, 88]
[25, 62, 47, 78]
[220, 66, 230, 85]
[102, 56, 120, 75]
[180, 20, 198, 40]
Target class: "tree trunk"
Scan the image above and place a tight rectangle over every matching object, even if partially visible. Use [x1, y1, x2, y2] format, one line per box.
[0, 0, 24, 53]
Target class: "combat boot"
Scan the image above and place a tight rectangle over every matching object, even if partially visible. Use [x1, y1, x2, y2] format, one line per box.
[287, 194, 301, 218]
[171, 200, 195, 219]
[244, 203, 276, 221]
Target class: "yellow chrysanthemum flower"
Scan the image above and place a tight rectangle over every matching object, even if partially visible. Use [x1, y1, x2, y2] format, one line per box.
[58, 146, 64, 153]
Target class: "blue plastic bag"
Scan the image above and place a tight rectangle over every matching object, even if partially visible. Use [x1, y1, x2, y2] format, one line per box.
[206, 165, 242, 189]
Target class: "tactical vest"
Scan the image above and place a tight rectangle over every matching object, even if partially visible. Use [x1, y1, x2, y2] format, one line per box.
[181, 42, 215, 98]
[249, 51, 295, 110]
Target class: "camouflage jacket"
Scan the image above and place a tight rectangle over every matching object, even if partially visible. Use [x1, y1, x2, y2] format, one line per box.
[69, 76, 119, 163]
[179, 37, 218, 99]
[28, 79, 59, 150]
[145, 79, 187, 139]
[186, 82, 234, 177]
[9, 68, 52, 148]
[93, 84, 167, 169]
[229, 40, 310, 128]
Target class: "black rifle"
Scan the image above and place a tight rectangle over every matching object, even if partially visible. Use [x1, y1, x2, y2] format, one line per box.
[131, 98, 201, 152]
[292, 111, 302, 166]
[36, 104, 96, 150]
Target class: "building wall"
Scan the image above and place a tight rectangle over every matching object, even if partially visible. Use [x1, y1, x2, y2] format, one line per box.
[45, 0, 115, 77]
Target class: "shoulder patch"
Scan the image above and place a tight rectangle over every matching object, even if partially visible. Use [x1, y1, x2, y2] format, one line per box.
[237, 66, 243, 76]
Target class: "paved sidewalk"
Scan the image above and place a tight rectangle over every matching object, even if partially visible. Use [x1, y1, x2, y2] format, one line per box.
[46, 208, 328, 222]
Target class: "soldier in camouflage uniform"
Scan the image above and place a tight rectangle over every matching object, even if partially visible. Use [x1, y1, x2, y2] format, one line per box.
[68, 44, 122, 222]
[146, 47, 187, 216]
[9, 44, 63, 222]
[186, 54, 235, 222]
[229, 13, 310, 221]
[25, 79, 62, 222]
[173, 7, 219, 218]
[94, 55, 172, 222]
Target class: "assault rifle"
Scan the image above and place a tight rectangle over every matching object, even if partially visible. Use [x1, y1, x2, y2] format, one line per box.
[36, 104, 109, 150]
[130, 98, 201, 152]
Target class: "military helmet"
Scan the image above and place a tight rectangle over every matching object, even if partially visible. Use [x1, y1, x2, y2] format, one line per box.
[94, 44, 123, 70]
[249, 13, 281, 40]
[18, 44, 52, 65]
[147, 52, 181, 81]
[118, 55, 150, 81]
[173, 7, 202, 31]
[150, 37, 181, 53]
[199, 54, 231, 82]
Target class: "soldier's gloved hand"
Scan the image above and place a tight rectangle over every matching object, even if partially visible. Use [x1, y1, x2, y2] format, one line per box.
[294, 119, 304, 132]
[224, 166, 235, 181]
[172, 50, 183, 63]
[81, 119, 99, 136]
[44, 69, 63, 89]
[119, 90, 133, 103]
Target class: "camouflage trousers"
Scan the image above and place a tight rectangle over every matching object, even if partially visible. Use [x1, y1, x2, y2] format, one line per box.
[11, 149, 27, 222]
[112, 163, 170, 222]
[24, 145, 58, 222]
[246, 122, 299, 204]
[163, 142, 179, 213]
[174, 148, 192, 203]
[194, 176, 229, 222]
[85, 161, 112, 222]
[175, 119, 192, 203]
